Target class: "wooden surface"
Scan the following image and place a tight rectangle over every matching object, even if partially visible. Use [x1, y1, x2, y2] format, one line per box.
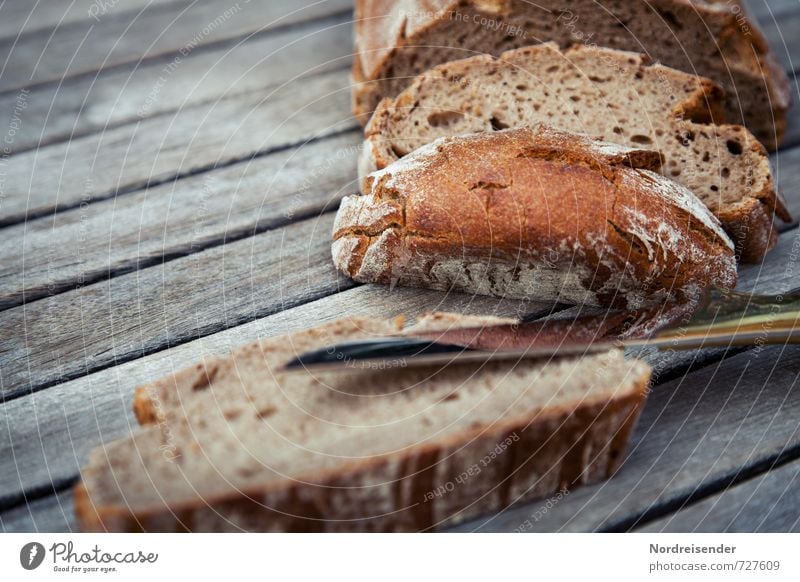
[1, 0, 799, 533]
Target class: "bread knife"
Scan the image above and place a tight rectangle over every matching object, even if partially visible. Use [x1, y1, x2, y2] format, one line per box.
[280, 288, 800, 373]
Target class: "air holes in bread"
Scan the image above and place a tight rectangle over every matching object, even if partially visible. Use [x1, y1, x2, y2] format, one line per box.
[727, 140, 743, 155]
[630, 135, 653, 145]
[490, 116, 510, 131]
[256, 405, 278, 420]
[428, 110, 463, 127]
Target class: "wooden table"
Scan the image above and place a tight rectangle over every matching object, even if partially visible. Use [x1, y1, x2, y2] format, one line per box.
[1, 0, 798, 533]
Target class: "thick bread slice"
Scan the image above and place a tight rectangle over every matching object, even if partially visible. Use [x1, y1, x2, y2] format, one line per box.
[361, 43, 789, 263]
[339, 125, 737, 334]
[352, 0, 791, 150]
[76, 314, 651, 532]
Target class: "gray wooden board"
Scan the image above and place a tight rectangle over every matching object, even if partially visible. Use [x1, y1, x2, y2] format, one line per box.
[0, 0, 352, 92]
[0, 15, 353, 154]
[0, 490, 76, 533]
[639, 458, 800, 532]
[448, 342, 800, 532]
[0, 0, 165, 40]
[0, 67, 355, 225]
[0, 287, 548, 510]
[0, 129, 362, 308]
[0, 212, 351, 398]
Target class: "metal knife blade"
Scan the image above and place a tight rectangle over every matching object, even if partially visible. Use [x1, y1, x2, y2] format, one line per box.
[280, 287, 800, 373]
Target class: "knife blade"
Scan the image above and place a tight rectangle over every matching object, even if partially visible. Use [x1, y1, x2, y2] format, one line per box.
[280, 287, 800, 373]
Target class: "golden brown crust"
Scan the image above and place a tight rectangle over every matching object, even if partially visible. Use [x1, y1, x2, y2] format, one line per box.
[336, 125, 737, 328]
[352, 0, 790, 149]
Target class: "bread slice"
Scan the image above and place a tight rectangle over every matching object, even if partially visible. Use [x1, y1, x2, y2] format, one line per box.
[340, 125, 737, 336]
[352, 0, 791, 150]
[361, 43, 790, 263]
[75, 315, 651, 532]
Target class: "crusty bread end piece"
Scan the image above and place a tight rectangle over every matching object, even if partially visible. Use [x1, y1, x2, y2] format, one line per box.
[338, 125, 737, 335]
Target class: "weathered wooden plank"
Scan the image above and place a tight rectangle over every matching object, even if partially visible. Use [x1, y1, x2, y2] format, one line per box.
[0, 212, 353, 399]
[755, 9, 800, 73]
[0, 0, 352, 92]
[450, 339, 800, 532]
[0, 0, 162, 40]
[639, 459, 800, 532]
[0, 129, 361, 309]
[0, 67, 355, 225]
[0, 15, 353, 154]
[0, 490, 76, 533]
[744, 0, 800, 21]
[0, 286, 545, 511]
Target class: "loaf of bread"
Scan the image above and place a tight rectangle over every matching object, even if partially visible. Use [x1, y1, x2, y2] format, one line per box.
[352, 0, 790, 150]
[360, 43, 790, 263]
[337, 125, 738, 333]
[75, 314, 651, 532]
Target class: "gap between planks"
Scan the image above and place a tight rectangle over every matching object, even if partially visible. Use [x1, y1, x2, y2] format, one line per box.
[636, 454, 800, 532]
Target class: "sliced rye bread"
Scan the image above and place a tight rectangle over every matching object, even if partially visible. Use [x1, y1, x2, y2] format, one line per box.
[340, 125, 738, 336]
[352, 0, 791, 150]
[76, 314, 651, 532]
[360, 43, 790, 263]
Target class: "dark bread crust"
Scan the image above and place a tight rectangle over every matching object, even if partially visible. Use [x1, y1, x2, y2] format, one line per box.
[360, 43, 788, 263]
[335, 125, 737, 333]
[76, 356, 651, 532]
[352, 0, 790, 150]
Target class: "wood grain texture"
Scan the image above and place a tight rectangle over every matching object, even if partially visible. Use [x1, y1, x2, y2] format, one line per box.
[0, 0, 164, 40]
[0, 212, 350, 399]
[0, 16, 353, 154]
[0, 129, 361, 308]
[450, 341, 800, 532]
[752, 3, 800, 71]
[639, 459, 800, 532]
[0, 0, 352, 92]
[0, 287, 546, 511]
[744, 0, 800, 20]
[0, 490, 75, 533]
[0, 67, 355, 225]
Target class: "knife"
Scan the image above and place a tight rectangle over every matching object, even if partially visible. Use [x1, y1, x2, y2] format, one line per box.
[281, 288, 800, 373]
